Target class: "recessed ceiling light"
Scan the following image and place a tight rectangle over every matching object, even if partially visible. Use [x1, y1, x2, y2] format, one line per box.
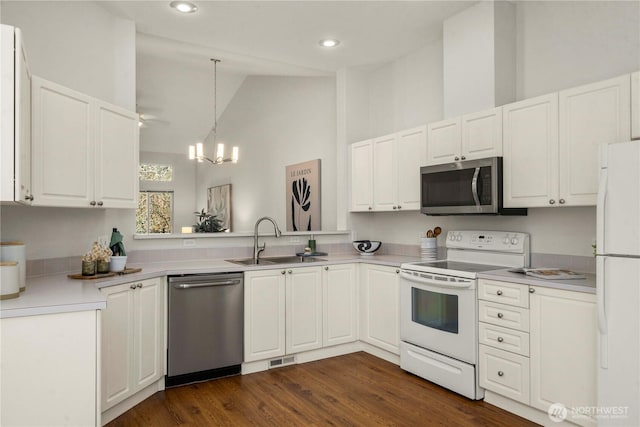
[170, 1, 197, 13]
[319, 39, 340, 48]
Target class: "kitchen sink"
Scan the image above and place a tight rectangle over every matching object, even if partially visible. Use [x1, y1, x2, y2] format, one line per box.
[226, 256, 326, 266]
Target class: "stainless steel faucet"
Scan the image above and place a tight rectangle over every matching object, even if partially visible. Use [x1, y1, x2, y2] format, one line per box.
[253, 216, 282, 262]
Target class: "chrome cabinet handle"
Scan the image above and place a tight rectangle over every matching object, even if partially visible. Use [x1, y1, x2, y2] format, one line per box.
[454, 156, 460, 161]
[288, 270, 292, 274]
[130, 284, 136, 290]
[136, 283, 142, 288]
[461, 156, 466, 160]
[396, 269, 400, 274]
[97, 201, 104, 206]
[559, 199, 566, 204]
[90, 201, 96, 206]
[25, 195, 34, 201]
[393, 206, 397, 210]
[324, 266, 329, 271]
[397, 205, 402, 209]
[497, 312, 504, 318]
[368, 206, 372, 211]
[549, 199, 555, 205]
[497, 337, 504, 343]
[281, 270, 286, 275]
[496, 290, 503, 296]
[498, 371, 504, 377]
[529, 288, 535, 293]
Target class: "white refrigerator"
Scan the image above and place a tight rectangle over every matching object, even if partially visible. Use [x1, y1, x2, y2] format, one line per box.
[597, 140, 640, 426]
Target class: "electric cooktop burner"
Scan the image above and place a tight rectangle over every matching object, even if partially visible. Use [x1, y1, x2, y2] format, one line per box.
[411, 260, 505, 273]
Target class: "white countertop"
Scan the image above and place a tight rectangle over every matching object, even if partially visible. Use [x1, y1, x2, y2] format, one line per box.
[478, 269, 596, 294]
[0, 253, 417, 319]
[1, 253, 596, 319]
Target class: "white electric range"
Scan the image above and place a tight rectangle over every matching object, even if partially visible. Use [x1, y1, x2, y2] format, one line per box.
[399, 230, 530, 400]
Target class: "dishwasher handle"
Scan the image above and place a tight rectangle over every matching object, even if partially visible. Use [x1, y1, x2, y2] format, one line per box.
[173, 279, 242, 289]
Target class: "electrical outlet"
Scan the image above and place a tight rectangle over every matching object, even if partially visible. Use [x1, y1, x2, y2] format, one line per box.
[183, 239, 196, 247]
[289, 236, 301, 243]
[98, 235, 109, 247]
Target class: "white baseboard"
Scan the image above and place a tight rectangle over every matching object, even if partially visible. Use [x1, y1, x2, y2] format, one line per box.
[101, 378, 165, 426]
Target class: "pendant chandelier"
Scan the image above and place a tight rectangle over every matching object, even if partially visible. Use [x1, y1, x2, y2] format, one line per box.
[188, 58, 238, 164]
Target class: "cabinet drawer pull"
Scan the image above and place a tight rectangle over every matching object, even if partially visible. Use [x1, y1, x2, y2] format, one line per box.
[137, 283, 142, 288]
[498, 371, 504, 377]
[496, 290, 503, 296]
[324, 266, 329, 271]
[549, 199, 555, 205]
[90, 201, 96, 206]
[529, 288, 535, 293]
[559, 199, 566, 204]
[288, 270, 292, 274]
[398, 205, 402, 209]
[461, 156, 466, 160]
[497, 312, 504, 318]
[281, 270, 286, 275]
[130, 284, 137, 290]
[97, 201, 104, 206]
[396, 269, 400, 274]
[393, 206, 397, 210]
[497, 337, 504, 343]
[454, 156, 460, 161]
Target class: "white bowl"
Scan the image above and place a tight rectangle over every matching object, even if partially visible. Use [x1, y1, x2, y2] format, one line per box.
[353, 240, 382, 255]
[110, 256, 127, 272]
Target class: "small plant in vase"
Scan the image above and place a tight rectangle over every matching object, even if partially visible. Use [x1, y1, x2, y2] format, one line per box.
[82, 242, 112, 276]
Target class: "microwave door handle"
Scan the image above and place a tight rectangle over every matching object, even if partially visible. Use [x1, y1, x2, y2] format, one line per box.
[471, 167, 481, 207]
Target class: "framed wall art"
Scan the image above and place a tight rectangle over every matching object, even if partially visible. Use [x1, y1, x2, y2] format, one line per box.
[207, 184, 232, 231]
[286, 159, 321, 232]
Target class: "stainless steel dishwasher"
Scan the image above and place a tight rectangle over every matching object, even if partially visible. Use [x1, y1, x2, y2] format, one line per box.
[167, 273, 243, 387]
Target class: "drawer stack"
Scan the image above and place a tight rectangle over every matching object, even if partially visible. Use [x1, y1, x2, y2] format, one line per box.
[477, 279, 531, 404]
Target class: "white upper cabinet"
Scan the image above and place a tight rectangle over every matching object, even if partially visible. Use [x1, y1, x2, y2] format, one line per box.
[632, 71, 640, 140]
[504, 75, 630, 208]
[461, 107, 503, 160]
[1, 25, 32, 205]
[350, 125, 426, 212]
[396, 126, 427, 211]
[350, 139, 374, 212]
[372, 133, 397, 211]
[559, 75, 630, 206]
[427, 107, 502, 166]
[31, 76, 139, 208]
[503, 93, 559, 208]
[426, 118, 460, 165]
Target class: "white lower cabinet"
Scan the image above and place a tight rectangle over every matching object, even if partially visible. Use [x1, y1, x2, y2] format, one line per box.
[0, 310, 99, 426]
[529, 286, 597, 425]
[322, 264, 358, 347]
[478, 279, 597, 427]
[359, 264, 400, 354]
[101, 277, 165, 412]
[244, 266, 323, 362]
[633, 71, 640, 139]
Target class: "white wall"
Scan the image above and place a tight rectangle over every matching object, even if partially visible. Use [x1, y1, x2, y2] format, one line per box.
[516, 1, 640, 99]
[1, 1, 136, 109]
[348, 0, 639, 257]
[196, 76, 337, 233]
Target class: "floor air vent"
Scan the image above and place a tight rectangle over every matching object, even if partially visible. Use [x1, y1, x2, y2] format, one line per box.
[269, 356, 295, 368]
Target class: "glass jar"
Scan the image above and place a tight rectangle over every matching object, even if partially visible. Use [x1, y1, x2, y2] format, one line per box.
[81, 260, 97, 276]
[97, 259, 109, 274]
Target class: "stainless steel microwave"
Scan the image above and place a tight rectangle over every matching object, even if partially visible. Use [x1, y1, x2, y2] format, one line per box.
[420, 157, 527, 216]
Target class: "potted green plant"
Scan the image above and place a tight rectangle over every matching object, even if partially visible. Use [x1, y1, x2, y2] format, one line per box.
[193, 209, 227, 233]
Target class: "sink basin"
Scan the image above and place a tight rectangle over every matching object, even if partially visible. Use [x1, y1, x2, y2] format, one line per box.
[226, 256, 326, 266]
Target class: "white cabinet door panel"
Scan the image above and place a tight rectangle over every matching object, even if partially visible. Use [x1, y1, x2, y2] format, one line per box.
[559, 75, 630, 206]
[461, 107, 502, 160]
[360, 264, 400, 354]
[32, 77, 93, 207]
[350, 140, 373, 212]
[134, 278, 164, 390]
[503, 93, 559, 208]
[95, 101, 139, 208]
[323, 264, 357, 347]
[396, 126, 426, 210]
[286, 267, 323, 354]
[427, 118, 460, 165]
[632, 71, 640, 140]
[373, 134, 397, 211]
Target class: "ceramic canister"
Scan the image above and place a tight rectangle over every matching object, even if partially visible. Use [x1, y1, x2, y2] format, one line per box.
[1, 242, 25, 291]
[0, 261, 20, 300]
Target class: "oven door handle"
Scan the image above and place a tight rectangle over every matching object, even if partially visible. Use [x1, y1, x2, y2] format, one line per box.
[400, 271, 473, 289]
[471, 167, 481, 207]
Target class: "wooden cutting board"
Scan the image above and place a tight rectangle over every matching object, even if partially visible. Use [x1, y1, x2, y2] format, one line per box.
[67, 267, 142, 280]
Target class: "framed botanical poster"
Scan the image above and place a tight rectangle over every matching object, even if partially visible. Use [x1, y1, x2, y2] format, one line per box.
[286, 159, 321, 231]
[207, 184, 232, 231]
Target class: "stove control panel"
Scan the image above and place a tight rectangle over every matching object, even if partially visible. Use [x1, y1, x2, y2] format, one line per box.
[445, 230, 529, 253]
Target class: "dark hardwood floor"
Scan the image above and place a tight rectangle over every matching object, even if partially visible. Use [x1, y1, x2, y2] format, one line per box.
[107, 352, 537, 426]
